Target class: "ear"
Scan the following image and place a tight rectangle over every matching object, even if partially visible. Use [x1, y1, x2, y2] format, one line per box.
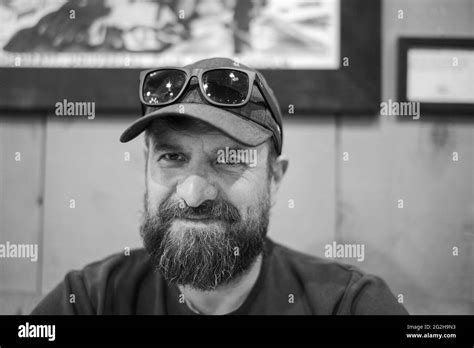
[143, 135, 152, 184]
[270, 154, 289, 206]
[143, 145, 148, 162]
[143, 132, 151, 159]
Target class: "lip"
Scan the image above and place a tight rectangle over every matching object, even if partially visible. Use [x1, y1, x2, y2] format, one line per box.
[184, 215, 210, 219]
[178, 217, 216, 222]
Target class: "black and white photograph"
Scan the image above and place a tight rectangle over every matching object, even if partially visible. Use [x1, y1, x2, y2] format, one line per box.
[0, 0, 473, 346]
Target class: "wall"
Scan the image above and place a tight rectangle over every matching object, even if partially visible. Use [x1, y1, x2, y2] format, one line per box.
[0, 0, 472, 314]
[339, 0, 473, 314]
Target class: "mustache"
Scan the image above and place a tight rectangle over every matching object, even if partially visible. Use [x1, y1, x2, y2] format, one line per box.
[158, 198, 241, 224]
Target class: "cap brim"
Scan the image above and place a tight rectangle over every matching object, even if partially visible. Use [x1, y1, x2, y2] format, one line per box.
[120, 103, 273, 147]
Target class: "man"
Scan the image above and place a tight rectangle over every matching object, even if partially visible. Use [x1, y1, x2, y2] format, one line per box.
[32, 57, 408, 315]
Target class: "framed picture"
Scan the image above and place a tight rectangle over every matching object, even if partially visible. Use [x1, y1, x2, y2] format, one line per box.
[398, 37, 474, 115]
[0, 0, 341, 70]
[0, 0, 380, 115]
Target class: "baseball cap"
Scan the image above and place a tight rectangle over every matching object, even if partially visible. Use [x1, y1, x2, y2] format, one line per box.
[119, 57, 283, 154]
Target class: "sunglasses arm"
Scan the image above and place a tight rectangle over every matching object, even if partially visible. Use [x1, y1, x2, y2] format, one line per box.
[254, 73, 283, 152]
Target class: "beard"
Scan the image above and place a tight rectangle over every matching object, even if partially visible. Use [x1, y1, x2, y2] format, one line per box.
[140, 190, 270, 291]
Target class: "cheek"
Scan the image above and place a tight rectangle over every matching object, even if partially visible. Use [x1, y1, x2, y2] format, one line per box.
[146, 162, 175, 213]
[224, 175, 269, 219]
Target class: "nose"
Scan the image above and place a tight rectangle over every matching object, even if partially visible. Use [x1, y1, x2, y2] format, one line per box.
[176, 175, 218, 207]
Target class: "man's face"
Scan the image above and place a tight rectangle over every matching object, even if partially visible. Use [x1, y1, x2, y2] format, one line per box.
[140, 117, 274, 291]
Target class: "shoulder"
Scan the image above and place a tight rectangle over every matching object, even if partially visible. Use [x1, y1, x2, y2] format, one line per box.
[32, 248, 153, 315]
[268, 239, 362, 285]
[75, 248, 152, 309]
[266, 239, 408, 315]
[79, 248, 151, 285]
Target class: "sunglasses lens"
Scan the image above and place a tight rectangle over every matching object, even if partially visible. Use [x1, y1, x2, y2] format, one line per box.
[143, 69, 187, 104]
[202, 69, 249, 105]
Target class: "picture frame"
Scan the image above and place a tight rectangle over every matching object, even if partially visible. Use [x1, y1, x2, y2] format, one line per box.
[0, 0, 381, 116]
[398, 37, 474, 115]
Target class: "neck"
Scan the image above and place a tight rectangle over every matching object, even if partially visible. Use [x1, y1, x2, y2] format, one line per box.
[178, 254, 263, 315]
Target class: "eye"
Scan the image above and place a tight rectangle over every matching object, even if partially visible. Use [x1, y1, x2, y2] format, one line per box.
[214, 159, 248, 172]
[215, 159, 235, 165]
[216, 161, 244, 167]
[159, 153, 186, 162]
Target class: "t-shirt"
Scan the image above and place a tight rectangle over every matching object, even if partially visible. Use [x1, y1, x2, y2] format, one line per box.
[31, 238, 409, 315]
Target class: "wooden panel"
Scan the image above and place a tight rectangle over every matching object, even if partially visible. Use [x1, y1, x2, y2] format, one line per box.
[0, 115, 44, 294]
[0, 291, 43, 315]
[339, 122, 473, 314]
[270, 118, 336, 255]
[335, 0, 474, 314]
[42, 116, 144, 293]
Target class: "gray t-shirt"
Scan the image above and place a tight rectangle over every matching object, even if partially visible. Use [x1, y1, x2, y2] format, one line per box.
[31, 238, 409, 315]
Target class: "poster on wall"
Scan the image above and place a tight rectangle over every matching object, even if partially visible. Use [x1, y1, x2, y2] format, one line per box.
[0, 0, 340, 69]
[407, 48, 474, 104]
[398, 38, 474, 114]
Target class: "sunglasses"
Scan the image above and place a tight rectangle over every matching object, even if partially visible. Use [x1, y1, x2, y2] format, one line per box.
[139, 67, 281, 123]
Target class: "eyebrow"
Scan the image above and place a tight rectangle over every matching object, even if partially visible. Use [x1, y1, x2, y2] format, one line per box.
[152, 141, 257, 155]
[152, 143, 184, 153]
